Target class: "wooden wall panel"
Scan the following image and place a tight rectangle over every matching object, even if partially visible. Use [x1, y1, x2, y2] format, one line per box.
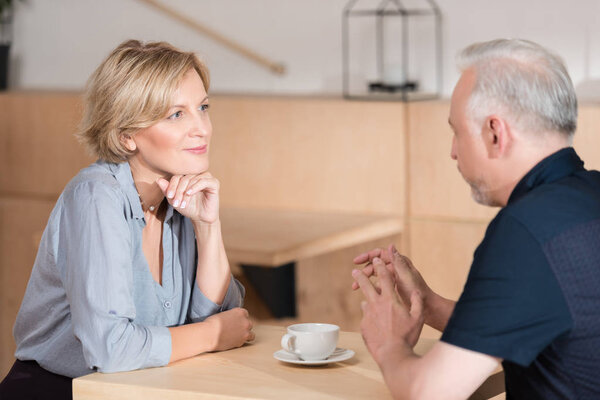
[0, 198, 55, 377]
[407, 101, 500, 221]
[209, 96, 406, 215]
[296, 234, 403, 332]
[574, 105, 600, 171]
[0, 93, 407, 216]
[0, 92, 92, 197]
[408, 219, 489, 339]
[408, 219, 489, 301]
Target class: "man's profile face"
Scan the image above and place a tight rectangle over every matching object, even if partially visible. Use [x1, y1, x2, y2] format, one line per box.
[448, 69, 494, 206]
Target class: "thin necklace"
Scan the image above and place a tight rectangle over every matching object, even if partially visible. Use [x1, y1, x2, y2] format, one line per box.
[138, 193, 162, 212]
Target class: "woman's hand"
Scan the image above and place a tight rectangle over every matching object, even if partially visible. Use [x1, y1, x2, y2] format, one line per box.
[157, 172, 220, 223]
[204, 308, 255, 351]
[168, 308, 254, 362]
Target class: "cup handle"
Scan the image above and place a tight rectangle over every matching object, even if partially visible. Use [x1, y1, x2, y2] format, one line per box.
[281, 333, 297, 354]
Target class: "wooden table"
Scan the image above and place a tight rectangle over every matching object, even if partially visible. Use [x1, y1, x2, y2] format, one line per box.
[220, 207, 403, 267]
[73, 325, 504, 400]
[220, 208, 403, 318]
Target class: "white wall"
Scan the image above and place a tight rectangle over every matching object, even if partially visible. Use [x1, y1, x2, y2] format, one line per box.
[9, 0, 600, 97]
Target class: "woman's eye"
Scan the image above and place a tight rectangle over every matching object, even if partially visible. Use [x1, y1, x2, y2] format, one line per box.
[200, 104, 210, 112]
[168, 111, 183, 120]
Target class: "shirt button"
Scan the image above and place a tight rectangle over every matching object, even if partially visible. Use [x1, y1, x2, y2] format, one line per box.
[164, 301, 172, 309]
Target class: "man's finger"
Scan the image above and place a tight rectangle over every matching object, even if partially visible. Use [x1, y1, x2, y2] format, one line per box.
[374, 259, 396, 297]
[353, 248, 383, 264]
[351, 269, 378, 301]
[409, 291, 424, 321]
[391, 248, 414, 282]
[363, 264, 374, 277]
[351, 263, 375, 290]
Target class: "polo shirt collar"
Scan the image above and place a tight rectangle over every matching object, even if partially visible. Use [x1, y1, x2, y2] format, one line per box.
[507, 147, 585, 205]
[107, 161, 176, 222]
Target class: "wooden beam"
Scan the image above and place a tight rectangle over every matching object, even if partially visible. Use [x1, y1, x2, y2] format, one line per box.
[137, 0, 286, 75]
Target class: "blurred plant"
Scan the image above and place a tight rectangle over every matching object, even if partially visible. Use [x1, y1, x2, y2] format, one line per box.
[0, 0, 20, 44]
[0, 0, 18, 16]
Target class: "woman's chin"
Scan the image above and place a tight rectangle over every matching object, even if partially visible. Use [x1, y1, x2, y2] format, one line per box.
[170, 164, 210, 176]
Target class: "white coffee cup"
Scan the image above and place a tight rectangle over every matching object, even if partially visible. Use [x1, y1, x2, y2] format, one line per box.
[281, 323, 339, 361]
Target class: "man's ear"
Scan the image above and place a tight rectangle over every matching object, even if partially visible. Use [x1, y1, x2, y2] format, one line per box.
[121, 134, 137, 152]
[482, 115, 510, 159]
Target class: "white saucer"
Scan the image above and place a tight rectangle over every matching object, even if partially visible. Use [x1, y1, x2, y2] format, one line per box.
[273, 347, 355, 365]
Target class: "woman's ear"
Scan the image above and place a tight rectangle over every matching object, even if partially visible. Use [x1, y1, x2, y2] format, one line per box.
[482, 115, 510, 159]
[121, 134, 137, 152]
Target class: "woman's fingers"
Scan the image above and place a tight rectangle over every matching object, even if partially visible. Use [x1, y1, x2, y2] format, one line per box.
[175, 176, 198, 209]
[155, 174, 219, 210]
[156, 177, 169, 195]
[165, 175, 181, 200]
[185, 175, 219, 196]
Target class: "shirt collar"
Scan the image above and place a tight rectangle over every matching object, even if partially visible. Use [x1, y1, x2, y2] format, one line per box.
[507, 147, 585, 205]
[105, 161, 175, 222]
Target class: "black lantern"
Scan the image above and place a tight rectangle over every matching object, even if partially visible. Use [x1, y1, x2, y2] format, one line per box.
[342, 0, 442, 101]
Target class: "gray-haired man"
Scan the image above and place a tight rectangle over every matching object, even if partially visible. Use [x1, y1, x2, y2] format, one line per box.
[353, 39, 600, 399]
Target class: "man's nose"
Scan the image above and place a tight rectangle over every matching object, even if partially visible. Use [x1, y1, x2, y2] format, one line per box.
[450, 136, 458, 160]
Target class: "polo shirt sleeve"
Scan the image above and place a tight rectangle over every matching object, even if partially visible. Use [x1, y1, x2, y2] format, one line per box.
[441, 212, 572, 366]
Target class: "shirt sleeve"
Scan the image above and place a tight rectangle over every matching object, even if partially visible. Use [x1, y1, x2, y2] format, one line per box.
[441, 212, 572, 366]
[60, 180, 172, 373]
[188, 276, 245, 322]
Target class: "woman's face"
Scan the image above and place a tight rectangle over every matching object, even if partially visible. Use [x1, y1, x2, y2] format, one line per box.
[125, 69, 212, 178]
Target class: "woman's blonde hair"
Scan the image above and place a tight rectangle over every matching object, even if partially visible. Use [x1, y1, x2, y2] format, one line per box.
[76, 40, 210, 163]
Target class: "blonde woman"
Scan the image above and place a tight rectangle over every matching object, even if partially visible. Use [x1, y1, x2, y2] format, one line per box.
[0, 40, 253, 399]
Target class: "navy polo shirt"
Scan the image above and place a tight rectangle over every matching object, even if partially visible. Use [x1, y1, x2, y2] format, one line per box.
[441, 147, 600, 399]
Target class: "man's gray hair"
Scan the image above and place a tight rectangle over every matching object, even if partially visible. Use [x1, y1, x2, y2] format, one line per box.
[457, 39, 577, 140]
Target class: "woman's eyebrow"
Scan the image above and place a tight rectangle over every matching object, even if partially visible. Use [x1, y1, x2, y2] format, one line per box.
[170, 97, 209, 109]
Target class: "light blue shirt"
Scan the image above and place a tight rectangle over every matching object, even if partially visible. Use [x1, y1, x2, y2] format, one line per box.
[13, 161, 244, 378]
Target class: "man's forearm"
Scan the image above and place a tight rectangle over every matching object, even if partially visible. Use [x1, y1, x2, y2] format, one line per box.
[376, 343, 424, 400]
[425, 293, 456, 332]
[378, 341, 501, 400]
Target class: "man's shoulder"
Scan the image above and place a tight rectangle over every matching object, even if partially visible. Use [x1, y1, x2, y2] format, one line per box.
[502, 170, 600, 243]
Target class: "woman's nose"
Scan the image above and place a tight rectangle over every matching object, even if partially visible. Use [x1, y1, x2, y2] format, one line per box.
[190, 112, 211, 137]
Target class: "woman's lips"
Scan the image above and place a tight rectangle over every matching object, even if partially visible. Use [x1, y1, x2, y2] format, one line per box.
[184, 145, 207, 155]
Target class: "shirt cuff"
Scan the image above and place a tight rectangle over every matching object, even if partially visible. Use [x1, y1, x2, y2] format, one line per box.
[189, 276, 245, 322]
[145, 326, 172, 367]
